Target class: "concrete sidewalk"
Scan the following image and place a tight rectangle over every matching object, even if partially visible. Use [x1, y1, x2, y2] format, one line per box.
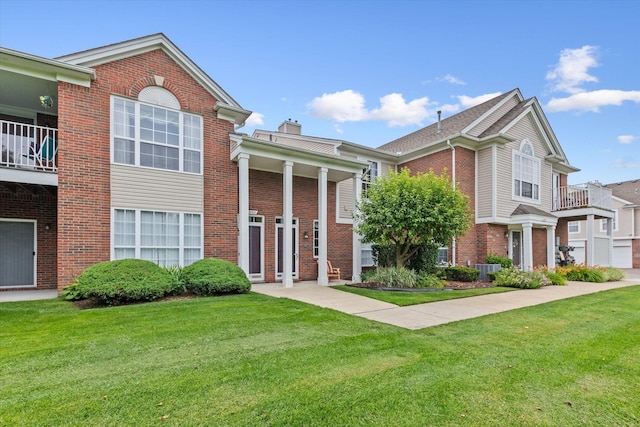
[253, 271, 640, 330]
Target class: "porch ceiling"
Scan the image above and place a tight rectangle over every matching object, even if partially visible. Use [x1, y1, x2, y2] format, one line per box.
[0, 70, 57, 115]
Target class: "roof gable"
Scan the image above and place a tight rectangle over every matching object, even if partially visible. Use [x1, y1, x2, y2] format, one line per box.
[56, 33, 250, 124]
[377, 89, 518, 154]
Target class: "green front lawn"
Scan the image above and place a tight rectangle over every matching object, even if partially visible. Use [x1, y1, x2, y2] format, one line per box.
[1, 287, 639, 426]
[333, 284, 515, 305]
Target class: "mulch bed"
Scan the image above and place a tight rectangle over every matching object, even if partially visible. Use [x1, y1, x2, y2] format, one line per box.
[348, 280, 494, 292]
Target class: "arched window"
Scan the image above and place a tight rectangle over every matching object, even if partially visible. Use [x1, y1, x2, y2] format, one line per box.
[111, 87, 202, 174]
[513, 139, 540, 202]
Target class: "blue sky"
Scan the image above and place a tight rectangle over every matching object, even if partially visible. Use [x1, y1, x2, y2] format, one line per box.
[1, 0, 638, 185]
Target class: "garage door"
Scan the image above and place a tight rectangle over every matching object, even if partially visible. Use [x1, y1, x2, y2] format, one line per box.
[613, 240, 632, 268]
[569, 240, 585, 265]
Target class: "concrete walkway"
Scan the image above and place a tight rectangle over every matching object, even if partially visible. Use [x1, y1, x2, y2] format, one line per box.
[2, 270, 639, 331]
[253, 270, 640, 330]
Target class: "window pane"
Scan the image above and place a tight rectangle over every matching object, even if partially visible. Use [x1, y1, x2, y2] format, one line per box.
[114, 138, 134, 165]
[184, 150, 200, 173]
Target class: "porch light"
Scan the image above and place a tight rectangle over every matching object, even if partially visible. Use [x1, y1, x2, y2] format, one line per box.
[40, 95, 53, 108]
[303, 231, 309, 239]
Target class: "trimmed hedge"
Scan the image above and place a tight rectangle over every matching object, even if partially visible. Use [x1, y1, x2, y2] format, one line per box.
[443, 266, 480, 282]
[183, 258, 251, 295]
[63, 259, 181, 305]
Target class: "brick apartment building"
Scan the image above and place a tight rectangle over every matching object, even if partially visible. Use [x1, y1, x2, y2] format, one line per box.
[0, 34, 614, 292]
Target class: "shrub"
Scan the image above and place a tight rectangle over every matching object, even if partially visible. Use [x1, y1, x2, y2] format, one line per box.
[486, 253, 513, 268]
[372, 243, 440, 274]
[164, 265, 186, 293]
[418, 274, 448, 288]
[533, 266, 567, 286]
[183, 258, 251, 295]
[493, 267, 551, 289]
[364, 266, 420, 288]
[444, 266, 480, 282]
[63, 259, 178, 305]
[602, 266, 625, 282]
[556, 264, 606, 283]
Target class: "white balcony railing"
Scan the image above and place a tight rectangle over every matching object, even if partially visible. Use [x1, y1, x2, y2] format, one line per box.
[1, 121, 58, 172]
[553, 183, 612, 211]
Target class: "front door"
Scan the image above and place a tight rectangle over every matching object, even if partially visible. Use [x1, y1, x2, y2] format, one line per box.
[0, 220, 36, 287]
[248, 215, 264, 281]
[512, 230, 522, 268]
[276, 217, 298, 280]
[552, 172, 561, 210]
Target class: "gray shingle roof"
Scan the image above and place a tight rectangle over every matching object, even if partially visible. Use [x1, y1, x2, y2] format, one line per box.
[377, 89, 517, 154]
[605, 179, 640, 204]
[511, 204, 556, 218]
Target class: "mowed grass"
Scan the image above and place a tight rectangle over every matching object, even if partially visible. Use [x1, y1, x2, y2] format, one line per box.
[1, 287, 639, 426]
[333, 284, 515, 305]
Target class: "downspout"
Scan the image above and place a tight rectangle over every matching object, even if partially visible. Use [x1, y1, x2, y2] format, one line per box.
[447, 138, 456, 266]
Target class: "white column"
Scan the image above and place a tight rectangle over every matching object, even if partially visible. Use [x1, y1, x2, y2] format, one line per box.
[586, 214, 595, 266]
[606, 215, 614, 266]
[522, 222, 533, 271]
[546, 225, 556, 269]
[282, 161, 294, 287]
[317, 167, 329, 285]
[352, 172, 363, 283]
[237, 153, 250, 276]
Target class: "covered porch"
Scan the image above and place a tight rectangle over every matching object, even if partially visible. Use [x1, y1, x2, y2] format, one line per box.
[231, 134, 367, 287]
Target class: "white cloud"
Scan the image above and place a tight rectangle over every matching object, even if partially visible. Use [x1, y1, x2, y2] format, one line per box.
[244, 112, 264, 127]
[546, 90, 640, 112]
[618, 135, 637, 144]
[307, 89, 368, 122]
[457, 92, 502, 108]
[546, 45, 599, 94]
[307, 90, 431, 127]
[440, 74, 466, 85]
[368, 93, 430, 127]
[614, 159, 639, 169]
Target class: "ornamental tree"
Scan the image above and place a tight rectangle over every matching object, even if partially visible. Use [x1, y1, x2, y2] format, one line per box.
[354, 168, 472, 268]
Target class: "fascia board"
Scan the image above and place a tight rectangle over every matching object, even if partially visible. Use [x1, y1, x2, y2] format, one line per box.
[214, 102, 252, 126]
[232, 136, 369, 172]
[0, 47, 95, 87]
[57, 34, 242, 108]
[460, 89, 523, 134]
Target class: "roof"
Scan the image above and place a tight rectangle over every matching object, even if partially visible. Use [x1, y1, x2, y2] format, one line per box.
[605, 179, 640, 204]
[512, 204, 557, 218]
[377, 89, 517, 154]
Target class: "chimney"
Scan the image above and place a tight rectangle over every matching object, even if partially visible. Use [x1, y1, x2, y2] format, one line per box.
[278, 118, 301, 135]
[437, 110, 442, 133]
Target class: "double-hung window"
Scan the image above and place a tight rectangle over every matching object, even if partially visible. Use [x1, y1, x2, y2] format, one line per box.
[112, 96, 202, 174]
[113, 208, 202, 267]
[513, 139, 540, 202]
[362, 160, 379, 194]
[601, 210, 618, 232]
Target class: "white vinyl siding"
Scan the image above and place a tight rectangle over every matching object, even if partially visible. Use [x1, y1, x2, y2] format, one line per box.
[467, 96, 519, 137]
[476, 147, 493, 218]
[113, 208, 202, 267]
[111, 164, 203, 212]
[337, 179, 354, 221]
[111, 96, 202, 174]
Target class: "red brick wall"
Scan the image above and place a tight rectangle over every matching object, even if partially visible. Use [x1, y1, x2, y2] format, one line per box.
[632, 238, 640, 269]
[248, 170, 352, 282]
[57, 49, 234, 290]
[0, 185, 57, 289]
[532, 228, 548, 268]
[476, 223, 510, 263]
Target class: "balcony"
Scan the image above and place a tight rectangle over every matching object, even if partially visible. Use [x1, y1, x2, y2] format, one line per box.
[553, 182, 612, 220]
[1, 121, 58, 186]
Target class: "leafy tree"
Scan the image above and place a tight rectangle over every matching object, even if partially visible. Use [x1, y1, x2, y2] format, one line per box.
[354, 168, 472, 268]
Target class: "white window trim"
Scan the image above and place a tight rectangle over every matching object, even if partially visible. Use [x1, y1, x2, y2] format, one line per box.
[568, 221, 581, 234]
[110, 96, 203, 175]
[512, 139, 541, 205]
[601, 210, 618, 232]
[111, 207, 203, 267]
[248, 215, 265, 282]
